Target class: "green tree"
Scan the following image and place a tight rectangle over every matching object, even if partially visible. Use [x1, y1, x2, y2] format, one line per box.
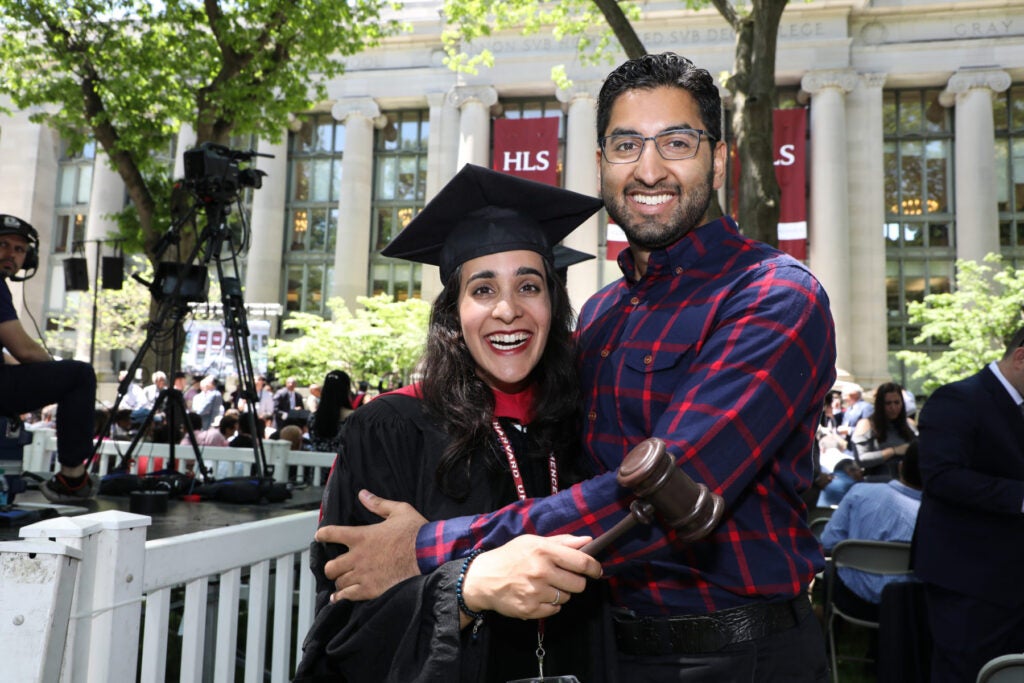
[51, 261, 153, 359]
[0, 0, 399, 371]
[441, 0, 788, 246]
[0, 0, 397, 256]
[896, 254, 1024, 394]
[269, 295, 432, 387]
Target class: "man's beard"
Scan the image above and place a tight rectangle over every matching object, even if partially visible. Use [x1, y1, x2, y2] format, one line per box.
[603, 167, 715, 251]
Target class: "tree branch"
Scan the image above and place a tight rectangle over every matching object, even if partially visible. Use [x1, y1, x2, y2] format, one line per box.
[591, 0, 646, 58]
[708, 0, 740, 30]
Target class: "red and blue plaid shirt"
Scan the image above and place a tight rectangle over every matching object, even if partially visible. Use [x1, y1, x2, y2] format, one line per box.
[416, 217, 836, 616]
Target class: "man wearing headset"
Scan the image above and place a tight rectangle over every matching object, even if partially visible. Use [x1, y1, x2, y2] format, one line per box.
[0, 214, 98, 503]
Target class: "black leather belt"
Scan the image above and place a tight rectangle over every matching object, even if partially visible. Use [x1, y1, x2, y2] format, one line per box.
[613, 596, 811, 656]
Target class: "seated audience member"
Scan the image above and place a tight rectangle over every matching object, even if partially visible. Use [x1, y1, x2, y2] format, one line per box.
[821, 441, 922, 621]
[820, 389, 844, 432]
[216, 413, 238, 443]
[837, 383, 873, 447]
[227, 409, 255, 448]
[306, 383, 321, 413]
[817, 458, 863, 507]
[851, 381, 917, 482]
[191, 374, 224, 430]
[307, 370, 355, 454]
[111, 408, 135, 439]
[132, 370, 167, 426]
[351, 380, 369, 408]
[278, 424, 304, 451]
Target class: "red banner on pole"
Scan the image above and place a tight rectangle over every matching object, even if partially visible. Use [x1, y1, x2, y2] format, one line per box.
[728, 109, 808, 260]
[492, 117, 560, 186]
[774, 109, 808, 260]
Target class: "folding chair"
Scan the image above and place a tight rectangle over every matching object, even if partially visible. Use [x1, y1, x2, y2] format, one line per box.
[809, 515, 831, 541]
[977, 654, 1024, 683]
[824, 539, 912, 683]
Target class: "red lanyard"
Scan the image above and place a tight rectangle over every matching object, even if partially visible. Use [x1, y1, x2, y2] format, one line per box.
[490, 419, 558, 500]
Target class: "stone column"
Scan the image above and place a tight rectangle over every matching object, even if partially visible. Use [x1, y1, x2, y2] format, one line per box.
[0, 114, 58, 323]
[556, 81, 602, 310]
[846, 73, 891, 389]
[449, 86, 498, 170]
[74, 150, 126, 373]
[939, 68, 1011, 264]
[421, 93, 458, 302]
[801, 69, 858, 375]
[330, 98, 386, 313]
[244, 134, 289, 310]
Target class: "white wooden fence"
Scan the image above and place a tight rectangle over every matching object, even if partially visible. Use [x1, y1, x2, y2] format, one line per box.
[0, 428, 340, 682]
[20, 428, 336, 486]
[1, 508, 320, 682]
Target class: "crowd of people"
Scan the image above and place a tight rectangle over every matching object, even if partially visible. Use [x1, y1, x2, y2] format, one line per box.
[14, 368, 377, 487]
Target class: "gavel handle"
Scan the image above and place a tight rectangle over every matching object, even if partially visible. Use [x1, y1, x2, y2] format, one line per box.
[581, 499, 655, 557]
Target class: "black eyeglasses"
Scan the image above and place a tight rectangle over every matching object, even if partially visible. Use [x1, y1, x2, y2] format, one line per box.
[600, 128, 715, 164]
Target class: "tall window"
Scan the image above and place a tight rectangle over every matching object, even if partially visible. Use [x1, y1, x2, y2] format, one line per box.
[370, 110, 429, 300]
[54, 140, 95, 254]
[284, 114, 345, 317]
[996, 84, 1024, 267]
[883, 89, 956, 385]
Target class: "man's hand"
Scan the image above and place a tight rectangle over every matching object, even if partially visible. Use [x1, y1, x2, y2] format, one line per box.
[316, 489, 427, 602]
[461, 534, 603, 620]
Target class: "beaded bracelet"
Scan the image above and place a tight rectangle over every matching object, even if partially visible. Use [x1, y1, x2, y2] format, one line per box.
[455, 548, 486, 632]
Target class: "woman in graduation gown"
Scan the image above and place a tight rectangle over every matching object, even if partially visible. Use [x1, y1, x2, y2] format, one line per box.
[295, 165, 611, 682]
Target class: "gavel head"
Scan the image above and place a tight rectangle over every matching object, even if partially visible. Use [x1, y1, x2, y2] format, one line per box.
[617, 438, 725, 542]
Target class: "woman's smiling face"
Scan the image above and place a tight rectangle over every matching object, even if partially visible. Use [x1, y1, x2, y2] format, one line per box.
[458, 249, 551, 394]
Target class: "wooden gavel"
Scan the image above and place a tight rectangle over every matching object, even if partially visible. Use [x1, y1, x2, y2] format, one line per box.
[581, 438, 725, 557]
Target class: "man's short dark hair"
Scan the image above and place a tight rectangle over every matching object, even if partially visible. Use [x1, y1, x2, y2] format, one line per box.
[596, 52, 723, 144]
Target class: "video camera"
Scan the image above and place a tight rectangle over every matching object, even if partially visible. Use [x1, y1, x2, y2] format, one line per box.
[183, 142, 268, 200]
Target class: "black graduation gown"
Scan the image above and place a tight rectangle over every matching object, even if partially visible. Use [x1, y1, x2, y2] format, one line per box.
[294, 393, 614, 683]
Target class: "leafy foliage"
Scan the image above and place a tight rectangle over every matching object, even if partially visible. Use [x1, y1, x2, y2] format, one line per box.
[50, 260, 154, 357]
[441, 0, 641, 86]
[268, 295, 431, 387]
[0, 0, 401, 254]
[895, 254, 1024, 394]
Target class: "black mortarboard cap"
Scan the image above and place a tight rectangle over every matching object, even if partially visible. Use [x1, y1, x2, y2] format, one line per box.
[553, 245, 596, 284]
[381, 164, 602, 282]
[552, 245, 595, 272]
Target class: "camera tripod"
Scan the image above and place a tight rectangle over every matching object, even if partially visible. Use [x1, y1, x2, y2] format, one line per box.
[92, 150, 275, 491]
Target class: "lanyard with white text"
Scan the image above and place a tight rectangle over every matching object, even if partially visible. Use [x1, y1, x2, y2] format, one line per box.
[491, 418, 558, 679]
[490, 419, 558, 500]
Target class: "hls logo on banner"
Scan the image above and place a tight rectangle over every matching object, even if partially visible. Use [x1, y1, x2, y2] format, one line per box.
[492, 117, 560, 186]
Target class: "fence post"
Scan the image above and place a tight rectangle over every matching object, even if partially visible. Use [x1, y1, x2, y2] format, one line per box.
[264, 439, 290, 482]
[21, 427, 53, 472]
[20, 510, 151, 683]
[0, 539, 82, 683]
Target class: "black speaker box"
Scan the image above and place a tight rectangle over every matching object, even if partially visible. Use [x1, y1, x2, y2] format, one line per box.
[63, 257, 90, 291]
[102, 255, 124, 290]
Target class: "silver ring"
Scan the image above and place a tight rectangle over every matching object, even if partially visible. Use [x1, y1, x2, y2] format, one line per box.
[550, 589, 561, 606]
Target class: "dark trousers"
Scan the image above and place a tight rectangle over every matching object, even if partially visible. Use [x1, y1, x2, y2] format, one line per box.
[615, 602, 828, 682]
[0, 359, 96, 468]
[925, 583, 1024, 683]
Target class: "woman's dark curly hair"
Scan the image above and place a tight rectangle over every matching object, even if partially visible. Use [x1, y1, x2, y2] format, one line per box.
[870, 381, 915, 443]
[419, 256, 581, 500]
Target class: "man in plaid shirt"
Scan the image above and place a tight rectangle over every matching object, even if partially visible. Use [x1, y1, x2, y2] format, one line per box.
[319, 53, 835, 681]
